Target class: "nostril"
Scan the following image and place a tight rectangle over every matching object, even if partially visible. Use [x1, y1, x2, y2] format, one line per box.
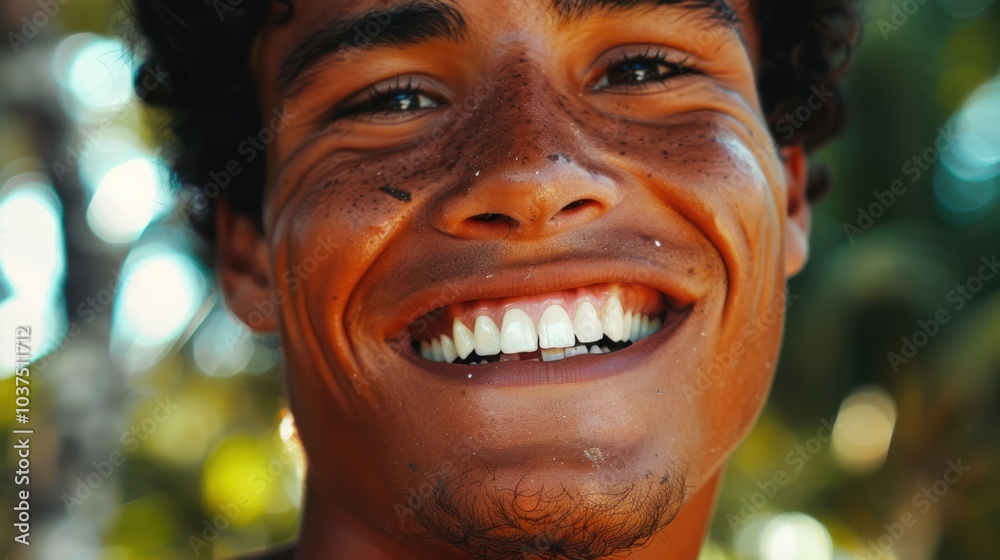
[559, 199, 599, 214]
[469, 213, 518, 226]
[462, 212, 519, 238]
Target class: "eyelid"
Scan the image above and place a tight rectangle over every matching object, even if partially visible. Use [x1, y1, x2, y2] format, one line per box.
[327, 75, 450, 122]
[584, 44, 702, 91]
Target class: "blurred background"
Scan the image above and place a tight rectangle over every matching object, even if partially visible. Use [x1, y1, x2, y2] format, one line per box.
[0, 0, 997, 558]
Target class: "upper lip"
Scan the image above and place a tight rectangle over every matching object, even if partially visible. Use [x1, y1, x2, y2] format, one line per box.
[377, 256, 702, 339]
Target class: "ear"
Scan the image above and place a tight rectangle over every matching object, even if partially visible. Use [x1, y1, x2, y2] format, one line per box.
[781, 145, 811, 277]
[215, 199, 279, 331]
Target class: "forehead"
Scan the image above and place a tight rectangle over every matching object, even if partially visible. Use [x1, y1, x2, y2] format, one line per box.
[253, 0, 759, 87]
[275, 0, 744, 22]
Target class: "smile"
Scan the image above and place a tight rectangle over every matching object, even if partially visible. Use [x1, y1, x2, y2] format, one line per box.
[406, 283, 685, 365]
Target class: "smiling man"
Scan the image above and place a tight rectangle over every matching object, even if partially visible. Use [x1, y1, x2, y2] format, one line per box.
[131, 0, 859, 558]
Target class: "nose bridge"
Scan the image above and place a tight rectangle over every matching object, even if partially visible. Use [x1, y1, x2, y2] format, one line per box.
[433, 61, 617, 241]
[480, 64, 581, 165]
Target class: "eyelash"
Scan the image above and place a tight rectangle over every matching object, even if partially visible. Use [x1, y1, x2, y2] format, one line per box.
[330, 49, 700, 121]
[331, 77, 440, 121]
[590, 49, 701, 91]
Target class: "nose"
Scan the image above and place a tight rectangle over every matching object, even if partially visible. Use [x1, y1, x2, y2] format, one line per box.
[434, 156, 618, 241]
[433, 59, 621, 241]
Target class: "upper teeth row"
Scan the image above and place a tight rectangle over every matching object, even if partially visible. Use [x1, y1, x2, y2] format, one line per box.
[418, 294, 663, 363]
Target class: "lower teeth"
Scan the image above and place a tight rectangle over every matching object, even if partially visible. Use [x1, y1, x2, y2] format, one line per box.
[416, 336, 632, 365]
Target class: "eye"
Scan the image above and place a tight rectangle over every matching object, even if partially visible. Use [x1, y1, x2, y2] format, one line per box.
[332, 77, 444, 121]
[589, 49, 699, 91]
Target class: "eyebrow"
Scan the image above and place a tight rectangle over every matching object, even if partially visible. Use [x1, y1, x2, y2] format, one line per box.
[276, 0, 739, 95]
[277, 1, 466, 94]
[552, 0, 738, 24]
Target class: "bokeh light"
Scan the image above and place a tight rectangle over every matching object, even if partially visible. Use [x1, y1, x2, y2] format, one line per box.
[192, 307, 257, 377]
[53, 33, 134, 118]
[759, 513, 834, 560]
[110, 244, 210, 373]
[0, 174, 67, 374]
[937, 0, 995, 18]
[733, 513, 836, 560]
[86, 156, 171, 244]
[832, 386, 898, 473]
[934, 71, 1000, 223]
[78, 129, 149, 195]
[137, 387, 225, 467]
[200, 435, 271, 526]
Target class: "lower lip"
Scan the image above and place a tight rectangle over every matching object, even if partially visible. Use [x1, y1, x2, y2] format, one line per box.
[401, 310, 691, 387]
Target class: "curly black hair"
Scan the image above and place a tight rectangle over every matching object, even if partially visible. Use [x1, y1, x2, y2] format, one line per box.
[129, 0, 861, 236]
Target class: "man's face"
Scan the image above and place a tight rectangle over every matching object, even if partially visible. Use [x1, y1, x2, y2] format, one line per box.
[223, 0, 810, 556]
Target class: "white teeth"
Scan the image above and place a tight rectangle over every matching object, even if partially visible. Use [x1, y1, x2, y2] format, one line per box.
[500, 308, 538, 354]
[602, 294, 625, 342]
[453, 319, 475, 360]
[538, 305, 575, 349]
[474, 316, 502, 356]
[419, 294, 667, 365]
[440, 334, 458, 363]
[541, 348, 565, 362]
[573, 301, 603, 343]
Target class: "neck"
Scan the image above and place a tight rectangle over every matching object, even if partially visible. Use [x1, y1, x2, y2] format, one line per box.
[295, 469, 722, 560]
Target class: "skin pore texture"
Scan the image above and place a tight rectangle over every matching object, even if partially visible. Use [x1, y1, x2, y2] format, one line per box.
[216, 0, 812, 558]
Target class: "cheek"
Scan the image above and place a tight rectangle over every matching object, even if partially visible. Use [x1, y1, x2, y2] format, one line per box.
[605, 116, 782, 276]
[599, 117, 785, 464]
[266, 135, 483, 395]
